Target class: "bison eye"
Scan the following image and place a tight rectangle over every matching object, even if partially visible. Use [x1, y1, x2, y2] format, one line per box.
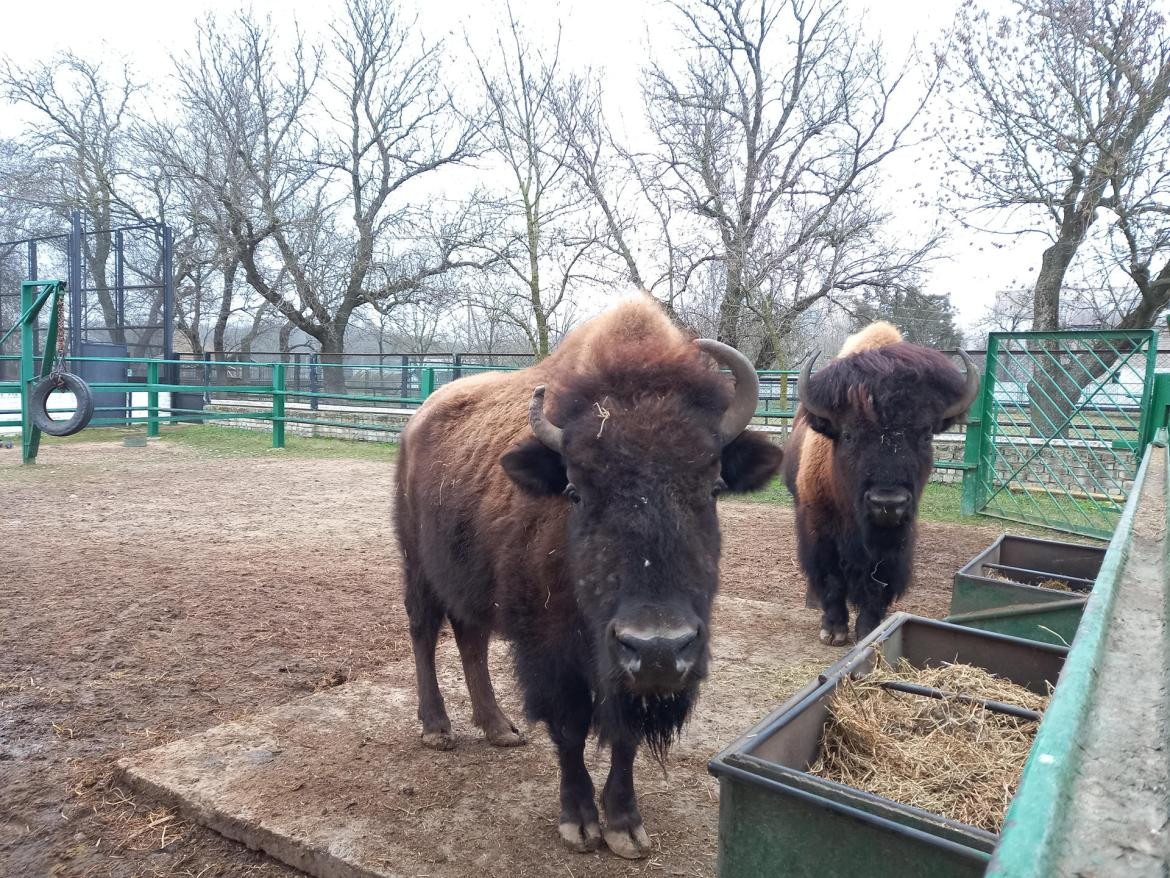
[712, 478, 727, 499]
[564, 483, 581, 505]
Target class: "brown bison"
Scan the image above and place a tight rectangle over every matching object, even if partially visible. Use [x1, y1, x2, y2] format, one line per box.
[394, 297, 782, 858]
[783, 322, 979, 644]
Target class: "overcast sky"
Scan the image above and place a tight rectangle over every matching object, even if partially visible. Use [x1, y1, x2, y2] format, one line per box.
[0, 0, 1042, 331]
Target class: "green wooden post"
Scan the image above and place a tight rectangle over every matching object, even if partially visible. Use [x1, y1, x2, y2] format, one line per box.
[421, 366, 436, 400]
[19, 281, 36, 464]
[960, 338, 997, 516]
[271, 363, 286, 449]
[146, 360, 160, 437]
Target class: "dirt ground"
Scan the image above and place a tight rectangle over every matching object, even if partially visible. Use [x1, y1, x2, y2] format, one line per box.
[0, 440, 1006, 877]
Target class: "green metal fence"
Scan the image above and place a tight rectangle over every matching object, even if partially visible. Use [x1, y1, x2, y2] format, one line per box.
[960, 330, 1158, 539]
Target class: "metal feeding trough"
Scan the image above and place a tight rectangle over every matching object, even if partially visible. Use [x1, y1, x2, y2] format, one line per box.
[946, 535, 1105, 646]
[708, 614, 1067, 878]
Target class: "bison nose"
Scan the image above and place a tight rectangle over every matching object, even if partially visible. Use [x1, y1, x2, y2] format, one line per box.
[865, 487, 913, 526]
[610, 622, 701, 693]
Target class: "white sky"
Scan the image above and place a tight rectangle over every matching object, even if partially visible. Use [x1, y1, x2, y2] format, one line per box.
[0, 0, 1043, 332]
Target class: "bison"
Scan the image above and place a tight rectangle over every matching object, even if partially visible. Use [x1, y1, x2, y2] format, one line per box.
[782, 322, 979, 645]
[394, 297, 782, 858]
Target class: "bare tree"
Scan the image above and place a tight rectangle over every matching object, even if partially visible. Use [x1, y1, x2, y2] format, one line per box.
[159, 3, 488, 390]
[1, 55, 147, 345]
[947, 0, 1170, 434]
[947, 0, 1170, 332]
[643, 0, 938, 360]
[470, 12, 608, 357]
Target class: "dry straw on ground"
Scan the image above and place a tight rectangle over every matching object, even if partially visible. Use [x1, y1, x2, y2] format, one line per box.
[811, 658, 1049, 833]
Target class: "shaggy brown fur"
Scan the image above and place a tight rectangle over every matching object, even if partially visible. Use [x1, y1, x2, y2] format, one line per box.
[394, 294, 782, 859]
[782, 324, 971, 644]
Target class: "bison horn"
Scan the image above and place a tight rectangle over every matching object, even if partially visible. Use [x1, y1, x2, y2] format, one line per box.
[528, 385, 564, 452]
[797, 353, 833, 421]
[941, 351, 981, 421]
[695, 339, 759, 445]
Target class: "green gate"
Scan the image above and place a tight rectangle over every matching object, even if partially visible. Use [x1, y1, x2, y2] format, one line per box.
[962, 330, 1158, 539]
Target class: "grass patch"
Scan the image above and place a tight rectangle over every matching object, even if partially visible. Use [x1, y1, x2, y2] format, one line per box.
[39, 424, 399, 462]
[746, 477, 999, 529]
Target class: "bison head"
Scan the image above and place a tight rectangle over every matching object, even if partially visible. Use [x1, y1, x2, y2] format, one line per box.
[499, 340, 781, 747]
[798, 343, 979, 534]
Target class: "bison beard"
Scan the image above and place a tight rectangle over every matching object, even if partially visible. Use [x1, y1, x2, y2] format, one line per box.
[784, 323, 979, 644]
[394, 296, 782, 859]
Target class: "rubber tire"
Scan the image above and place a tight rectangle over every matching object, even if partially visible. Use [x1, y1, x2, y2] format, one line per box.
[30, 372, 95, 437]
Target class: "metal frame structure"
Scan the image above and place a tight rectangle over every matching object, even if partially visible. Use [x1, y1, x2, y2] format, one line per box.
[0, 210, 174, 368]
[960, 329, 1159, 539]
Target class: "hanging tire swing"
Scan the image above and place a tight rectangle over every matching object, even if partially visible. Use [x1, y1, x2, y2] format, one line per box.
[29, 287, 94, 437]
[30, 371, 94, 436]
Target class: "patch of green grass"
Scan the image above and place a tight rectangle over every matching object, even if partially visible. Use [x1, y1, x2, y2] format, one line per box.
[40, 424, 399, 462]
[744, 477, 992, 528]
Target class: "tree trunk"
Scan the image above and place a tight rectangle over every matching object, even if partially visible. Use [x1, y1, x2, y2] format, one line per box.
[1028, 237, 1079, 436]
[318, 329, 348, 393]
[213, 258, 238, 356]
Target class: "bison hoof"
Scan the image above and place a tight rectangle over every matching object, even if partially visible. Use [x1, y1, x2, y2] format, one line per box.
[485, 725, 527, 747]
[559, 819, 601, 853]
[603, 823, 652, 859]
[420, 729, 456, 750]
[819, 628, 849, 647]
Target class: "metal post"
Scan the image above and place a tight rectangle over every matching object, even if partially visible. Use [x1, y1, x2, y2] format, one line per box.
[309, 353, 320, 411]
[68, 211, 83, 359]
[400, 354, 410, 400]
[146, 360, 160, 438]
[271, 363, 286, 449]
[114, 230, 125, 334]
[453, 353, 462, 381]
[25, 242, 38, 360]
[202, 351, 212, 404]
[421, 366, 436, 400]
[961, 339, 997, 517]
[161, 224, 175, 383]
[20, 281, 36, 464]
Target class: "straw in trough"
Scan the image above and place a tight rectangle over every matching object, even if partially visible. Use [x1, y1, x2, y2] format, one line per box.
[810, 658, 1049, 833]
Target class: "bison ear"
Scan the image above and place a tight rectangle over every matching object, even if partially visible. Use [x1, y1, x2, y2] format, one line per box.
[501, 437, 568, 496]
[721, 430, 783, 493]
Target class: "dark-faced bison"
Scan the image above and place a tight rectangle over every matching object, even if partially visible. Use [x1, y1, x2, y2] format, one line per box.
[783, 321, 979, 644]
[394, 297, 782, 858]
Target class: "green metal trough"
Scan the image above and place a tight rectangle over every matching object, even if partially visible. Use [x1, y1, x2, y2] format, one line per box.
[711, 432, 1170, 877]
[708, 615, 1067, 878]
[945, 534, 1106, 646]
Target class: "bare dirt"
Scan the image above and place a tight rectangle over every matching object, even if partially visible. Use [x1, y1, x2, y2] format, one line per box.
[0, 440, 1005, 877]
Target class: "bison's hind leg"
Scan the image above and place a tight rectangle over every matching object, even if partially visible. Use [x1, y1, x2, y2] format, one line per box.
[450, 617, 526, 747]
[404, 568, 455, 750]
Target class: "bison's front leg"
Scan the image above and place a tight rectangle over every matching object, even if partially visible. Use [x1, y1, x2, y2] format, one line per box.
[816, 573, 850, 646]
[600, 739, 652, 859]
[548, 698, 601, 853]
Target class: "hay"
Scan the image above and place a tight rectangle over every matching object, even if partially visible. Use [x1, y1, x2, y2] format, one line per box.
[982, 567, 1075, 592]
[810, 658, 1049, 833]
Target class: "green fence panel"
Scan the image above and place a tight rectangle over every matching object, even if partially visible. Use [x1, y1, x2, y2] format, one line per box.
[963, 330, 1157, 538]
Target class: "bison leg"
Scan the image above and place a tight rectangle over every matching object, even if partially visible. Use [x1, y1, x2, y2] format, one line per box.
[601, 739, 652, 859]
[450, 617, 526, 747]
[817, 574, 850, 646]
[404, 572, 455, 750]
[547, 694, 601, 853]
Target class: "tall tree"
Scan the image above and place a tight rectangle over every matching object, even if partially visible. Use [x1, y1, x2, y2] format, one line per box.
[850, 287, 963, 349]
[1, 55, 146, 347]
[947, 0, 1170, 434]
[159, 3, 487, 389]
[947, 0, 1170, 332]
[644, 0, 938, 357]
[471, 13, 607, 357]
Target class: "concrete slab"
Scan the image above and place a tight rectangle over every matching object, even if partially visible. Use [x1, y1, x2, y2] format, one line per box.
[116, 597, 839, 878]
